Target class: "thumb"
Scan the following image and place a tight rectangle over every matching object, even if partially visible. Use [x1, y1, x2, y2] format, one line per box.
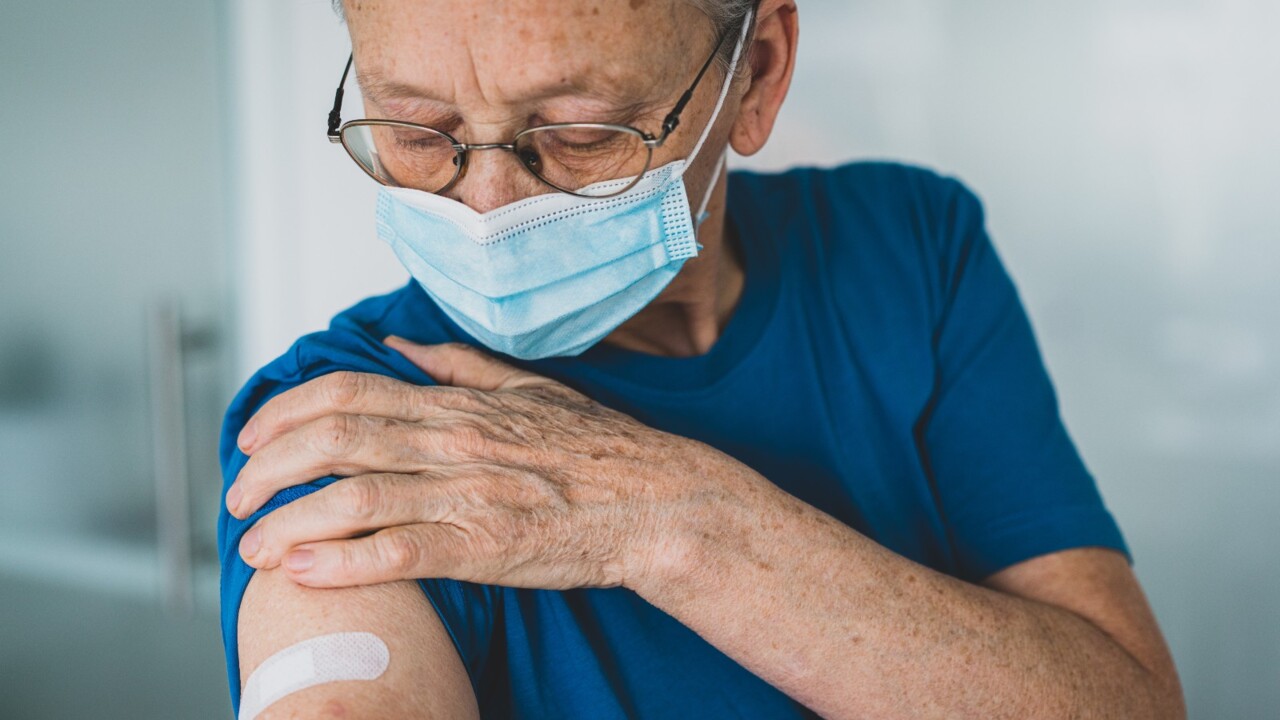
[384, 336, 548, 391]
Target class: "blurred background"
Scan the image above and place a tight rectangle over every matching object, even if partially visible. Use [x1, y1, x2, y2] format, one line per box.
[1, 0, 1276, 717]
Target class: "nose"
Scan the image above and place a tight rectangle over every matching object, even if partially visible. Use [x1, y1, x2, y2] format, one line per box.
[447, 145, 553, 214]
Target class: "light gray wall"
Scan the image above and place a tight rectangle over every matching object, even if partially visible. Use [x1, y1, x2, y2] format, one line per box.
[230, 2, 1280, 717]
[1, 0, 232, 539]
[757, 3, 1280, 717]
[1, 0, 234, 717]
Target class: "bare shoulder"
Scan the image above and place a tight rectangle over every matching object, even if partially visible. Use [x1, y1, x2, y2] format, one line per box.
[238, 567, 480, 719]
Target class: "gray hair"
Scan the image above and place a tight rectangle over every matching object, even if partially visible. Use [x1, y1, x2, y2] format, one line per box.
[330, 0, 756, 75]
[683, 0, 759, 75]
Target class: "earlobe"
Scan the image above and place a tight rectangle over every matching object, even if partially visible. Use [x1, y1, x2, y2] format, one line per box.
[728, 93, 765, 157]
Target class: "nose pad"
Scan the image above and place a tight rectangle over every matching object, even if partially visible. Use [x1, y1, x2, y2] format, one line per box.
[446, 147, 554, 213]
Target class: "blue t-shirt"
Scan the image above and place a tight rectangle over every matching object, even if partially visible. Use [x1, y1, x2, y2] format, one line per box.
[218, 162, 1128, 718]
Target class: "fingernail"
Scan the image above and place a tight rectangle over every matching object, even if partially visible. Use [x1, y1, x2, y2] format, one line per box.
[238, 420, 257, 452]
[226, 484, 242, 513]
[285, 549, 314, 571]
[240, 526, 261, 558]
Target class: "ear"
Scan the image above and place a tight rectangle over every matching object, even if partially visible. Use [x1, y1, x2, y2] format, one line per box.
[729, 0, 799, 157]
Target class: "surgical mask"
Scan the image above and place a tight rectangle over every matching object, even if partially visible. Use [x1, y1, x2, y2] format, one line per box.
[374, 15, 750, 360]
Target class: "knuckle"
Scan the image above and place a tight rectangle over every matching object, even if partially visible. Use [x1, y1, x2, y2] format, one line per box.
[480, 522, 516, 563]
[426, 386, 476, 411]
[313, 413, 361, 458]
[521, 380, 582, 405]
[326, 371, 367, 410]
[378, 531, 421, 572]
[462, 387, 498, 409]
[446, 423, 488, 456]
[487, 511, 520, 549]
[336, 541, 360, 576]
[337, 478, 381, 521]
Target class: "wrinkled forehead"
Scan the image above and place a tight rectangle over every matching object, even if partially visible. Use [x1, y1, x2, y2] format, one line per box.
[343, 0, 715, 116]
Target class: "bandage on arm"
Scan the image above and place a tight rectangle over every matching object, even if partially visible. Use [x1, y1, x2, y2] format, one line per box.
[237, 567, 480, 720]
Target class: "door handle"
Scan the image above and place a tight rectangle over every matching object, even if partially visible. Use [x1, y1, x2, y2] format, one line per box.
[147, 296, 193, 615]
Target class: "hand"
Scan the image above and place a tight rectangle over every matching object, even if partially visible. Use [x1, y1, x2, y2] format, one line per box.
[227, 337, 742, 590]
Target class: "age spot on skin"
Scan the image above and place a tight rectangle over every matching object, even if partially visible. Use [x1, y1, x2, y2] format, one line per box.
[629, 0, 648, 9]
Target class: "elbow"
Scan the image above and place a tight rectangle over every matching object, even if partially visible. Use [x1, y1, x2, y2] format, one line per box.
[1128, 655, 1186, 720]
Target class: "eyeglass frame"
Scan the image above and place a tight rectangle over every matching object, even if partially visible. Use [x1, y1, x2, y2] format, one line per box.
[324, 24, 736, 198]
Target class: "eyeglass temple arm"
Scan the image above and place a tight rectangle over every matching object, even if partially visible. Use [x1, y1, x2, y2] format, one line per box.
[658, 28, 733, 141]
[327, 54, 355, 142]
[326, 25, 732, 144]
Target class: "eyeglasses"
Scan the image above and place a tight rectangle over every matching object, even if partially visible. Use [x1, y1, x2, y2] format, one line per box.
[325, 28, 734, 199]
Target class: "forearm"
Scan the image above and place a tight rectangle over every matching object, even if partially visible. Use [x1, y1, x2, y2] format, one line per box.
[630, 465, 1175, 720]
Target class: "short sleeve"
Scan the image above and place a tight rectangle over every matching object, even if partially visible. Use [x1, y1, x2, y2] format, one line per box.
[216, 321, 498, 716]
[920, 178, 1129, 581]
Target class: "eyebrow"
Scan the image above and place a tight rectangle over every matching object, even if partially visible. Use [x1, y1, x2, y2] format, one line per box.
[356, 69, 670, 125]
[357, 71, 444, 105]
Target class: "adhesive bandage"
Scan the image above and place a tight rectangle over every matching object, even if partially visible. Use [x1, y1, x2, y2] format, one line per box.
[238, 631, 390, 720]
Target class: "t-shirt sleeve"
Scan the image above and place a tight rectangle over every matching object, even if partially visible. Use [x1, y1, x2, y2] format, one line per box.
[919, 176, 1129, 582]
[216, 330, 497, 716]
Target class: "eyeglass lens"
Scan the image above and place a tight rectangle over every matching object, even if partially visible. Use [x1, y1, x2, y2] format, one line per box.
[342, 122, 653, 197]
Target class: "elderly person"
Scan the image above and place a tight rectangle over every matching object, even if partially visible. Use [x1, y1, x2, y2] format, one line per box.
[218, 0, 1184, 718]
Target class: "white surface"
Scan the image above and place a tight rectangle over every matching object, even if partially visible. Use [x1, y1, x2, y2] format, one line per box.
[227, 0, 403, 381]
[238, 632, 389, 720]
[229, 2, 1280, 716]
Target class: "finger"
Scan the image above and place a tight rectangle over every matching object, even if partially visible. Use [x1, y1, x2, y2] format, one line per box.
[237, 370, 475, 454]
[384, 337, 553, 392]
[228, 413, 473, 519]
[238, 473, 461, 569]
[282, 523, 474, 588]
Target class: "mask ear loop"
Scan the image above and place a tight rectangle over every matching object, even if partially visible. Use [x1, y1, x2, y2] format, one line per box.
[683, 9, 754, 173]
[685, 9, 753, 251]
[694, 152, 728, 234]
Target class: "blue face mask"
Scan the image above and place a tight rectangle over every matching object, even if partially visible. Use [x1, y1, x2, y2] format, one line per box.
[373, 17, 749, 360]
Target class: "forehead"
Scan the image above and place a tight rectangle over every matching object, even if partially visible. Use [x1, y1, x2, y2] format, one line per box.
[344, 0, 713, 111]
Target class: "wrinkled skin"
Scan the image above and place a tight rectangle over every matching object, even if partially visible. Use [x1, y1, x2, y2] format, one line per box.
[228, 338, 759, 590]
[228, 2, 1185, 718]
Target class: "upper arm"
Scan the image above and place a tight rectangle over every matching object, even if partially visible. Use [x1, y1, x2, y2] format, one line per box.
[982, 547, 1184, 714]
[913, 173, 1130, 579]
[219, 354, 494, 719]
[237, 567, 480, 720]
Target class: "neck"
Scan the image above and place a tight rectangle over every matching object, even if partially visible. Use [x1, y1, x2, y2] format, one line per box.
[598, 171, 746, 357]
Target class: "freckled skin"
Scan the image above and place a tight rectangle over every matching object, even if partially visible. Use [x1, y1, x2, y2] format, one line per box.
[232, 2, 1183, 718]
[345, 0, 743, 358]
